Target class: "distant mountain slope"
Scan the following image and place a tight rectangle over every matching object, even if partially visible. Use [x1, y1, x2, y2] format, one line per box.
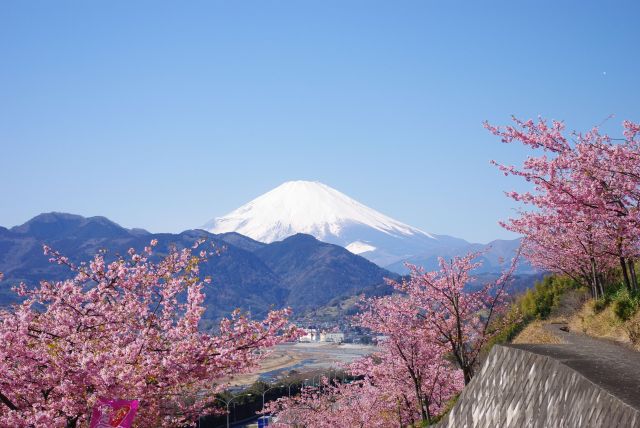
[0, 213, 286, 320]
[386, 238, 534, 274]
[215, 232, 267, 253]
[254, 234, 398, 311]
[0, 213, 396, 321]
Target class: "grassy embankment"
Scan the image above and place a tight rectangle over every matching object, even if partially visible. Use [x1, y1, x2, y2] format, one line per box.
[569, 283, 640, 350]
[492, 269, 640, 350]
[430, 271, 640, 427]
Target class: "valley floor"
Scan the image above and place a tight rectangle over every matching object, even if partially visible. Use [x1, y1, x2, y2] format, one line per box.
[225, 342, 376, 387]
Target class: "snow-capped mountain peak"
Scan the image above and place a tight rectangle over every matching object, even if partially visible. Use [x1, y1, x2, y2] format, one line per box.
[200, 180, 527, 274]
[202, 180, 435, 245]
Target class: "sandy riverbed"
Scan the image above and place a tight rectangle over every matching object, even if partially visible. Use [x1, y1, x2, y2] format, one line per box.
[225, 342, 376, 386]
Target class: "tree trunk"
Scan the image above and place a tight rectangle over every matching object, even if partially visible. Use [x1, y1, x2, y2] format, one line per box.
[629, 260, 638, 292]
[621, 257, 632, 292]
[462, 366, 473, 385]
[0, 391, 17, 411]
[402, 394, 413, 427]
[425, 398, 432, 424]
[66, 416, 79, 428]
[453, 294, 473, 385]
[597, 273, 605, 297]
[413, 382, 428, 422]
[590, 258, 600, 299]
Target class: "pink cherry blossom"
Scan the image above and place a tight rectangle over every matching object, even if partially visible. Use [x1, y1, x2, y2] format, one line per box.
[267, 251, 512, 425]
[0, 241, 299, 427]
[486, 117, 640, 295]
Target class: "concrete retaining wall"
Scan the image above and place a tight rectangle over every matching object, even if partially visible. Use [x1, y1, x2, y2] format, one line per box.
[436, 345, 640, 427]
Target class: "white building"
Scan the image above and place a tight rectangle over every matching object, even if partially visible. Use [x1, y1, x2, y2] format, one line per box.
[323, 332, 345, 343]
[299, 328, 319, 342]
[298, 328, 344, 343]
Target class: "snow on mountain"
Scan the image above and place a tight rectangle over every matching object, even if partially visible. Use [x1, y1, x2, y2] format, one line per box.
[345, 241, 377, 255]
[203, 181, 435, 242]
[202, 181, 457, 268]
[201, 180, 529, 274]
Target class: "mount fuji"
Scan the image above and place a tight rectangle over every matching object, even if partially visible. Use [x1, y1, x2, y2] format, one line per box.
[202, 181, 512, 272]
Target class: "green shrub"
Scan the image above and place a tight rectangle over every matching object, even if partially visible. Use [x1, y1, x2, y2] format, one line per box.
[627, 316, 640, 345]
[611, 289, 639, 321]
[593, 298, 609, 313]
[518, 275, 578, 320]
[484, 275, 578, 351]
[615, 299, 635, 320]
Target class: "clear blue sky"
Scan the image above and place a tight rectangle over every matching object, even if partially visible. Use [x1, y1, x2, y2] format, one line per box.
[1, 1, 638, 243]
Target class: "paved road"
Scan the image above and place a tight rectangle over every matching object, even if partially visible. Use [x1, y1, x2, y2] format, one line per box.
[509, 323, 640, 411]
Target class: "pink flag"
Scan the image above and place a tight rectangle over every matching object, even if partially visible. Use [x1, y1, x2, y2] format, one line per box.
[89, 397, 139, 428]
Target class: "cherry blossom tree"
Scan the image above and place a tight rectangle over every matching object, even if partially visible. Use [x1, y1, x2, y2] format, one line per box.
[390, 253, 518, 385]
[0, 241, 298, 428]
[267, 348, 461, 428]
[267, 252, 513, 426]
[486, 117, 640, 293]
[504, 201, 614, 298]
[267, 280, 464, 427]
[265, 379, 395, 428]
[353, 294, 463, 423]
